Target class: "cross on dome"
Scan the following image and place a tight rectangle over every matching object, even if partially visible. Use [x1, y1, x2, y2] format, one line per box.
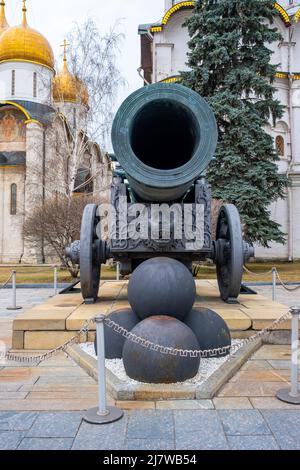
[22, 0, 28, 26]
[0, 0, 9, 33]
[61, 39, 70, 61]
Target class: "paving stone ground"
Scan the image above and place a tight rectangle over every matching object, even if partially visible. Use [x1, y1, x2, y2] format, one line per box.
[1, 409, 300, 450]
[254, 285, 300, 308]
[0, 284, 300, 450]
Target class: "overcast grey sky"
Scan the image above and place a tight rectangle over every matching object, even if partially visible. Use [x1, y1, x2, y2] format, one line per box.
[6, 0, 164, 106]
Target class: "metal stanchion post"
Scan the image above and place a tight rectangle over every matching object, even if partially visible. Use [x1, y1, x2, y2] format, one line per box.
[83, 315, 124, 424]
[116, 262, 120, 281]
[276, 306, 300, 404]
[272, 267, 277, 302]
[7, 271, 22, 311]
[54, 267, 58, 296]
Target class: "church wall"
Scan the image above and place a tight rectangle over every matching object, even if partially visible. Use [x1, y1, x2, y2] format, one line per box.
[292, 25, 300, 72]
[291, 80, 300, 169]
[43, 119, 70, 197]
[291, 180, 300, 259]
[0, 107, 26, 153]
[0, 61, 53, 106]
[153, 10, 191, 82]
[0, 166, 25, 263]
[55, 102, 88, 133]
[270, 18, 289, 71]
[255, 196, 290, 259]
[91, 148, 112, 206]
[0, 107, 26, 262]
[0, 4, 112, 265]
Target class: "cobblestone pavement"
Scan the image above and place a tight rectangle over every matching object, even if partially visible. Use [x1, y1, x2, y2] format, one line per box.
[1, 409, 300, 450]
[254, 285, 300, 308]
[0, 288, 54, 351]
[0, 288, 53, 322]
[0, 285, 300, 450]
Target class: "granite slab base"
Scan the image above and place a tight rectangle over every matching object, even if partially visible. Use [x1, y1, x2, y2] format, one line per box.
[67, 339, 261, 401]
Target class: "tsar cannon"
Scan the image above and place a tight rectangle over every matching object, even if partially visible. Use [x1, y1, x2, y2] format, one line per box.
[66, 83, 254, 304]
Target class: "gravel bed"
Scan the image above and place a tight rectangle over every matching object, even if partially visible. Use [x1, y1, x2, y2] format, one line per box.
[80, 340, 242, 386]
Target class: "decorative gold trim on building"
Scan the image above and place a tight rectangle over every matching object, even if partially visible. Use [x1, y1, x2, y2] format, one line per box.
[162, 1, 195, 24]
[160, 75, 181, 83]
[274, 2, 291, 26]
[275, 72, 288, 79]
[160, 72, 300, 83]
[294, 7, 300, 23]
[150, 26, 163, 33]
[0, 58, 54, 71]
[24, 119, 43, 126]
[151, 1, 195, 33]
[150, 2, 292, 34]
[0, 100, 31, 120]
[275, 72, 300, 80]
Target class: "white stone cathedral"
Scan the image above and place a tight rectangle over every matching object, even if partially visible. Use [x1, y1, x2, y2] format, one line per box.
[139, 0, 300, 260]
[0, 1, 112, 264]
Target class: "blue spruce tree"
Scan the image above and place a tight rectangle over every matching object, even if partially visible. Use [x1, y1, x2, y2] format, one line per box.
[181, 0, 289, 247]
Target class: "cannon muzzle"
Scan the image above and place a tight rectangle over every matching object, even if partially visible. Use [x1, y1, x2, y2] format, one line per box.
[111, 83, 218, 202]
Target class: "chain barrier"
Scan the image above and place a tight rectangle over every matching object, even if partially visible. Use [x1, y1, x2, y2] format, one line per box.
[1, 305, 291, 365]
[10, 269, 58, 275]
[0, 273, 13, 290]
[0, 270, 294, 364]
[243, 265, 274, 276]
[275, 269, 300, 292]
[3, 316, 96, 365]
[104, 309, 291, 359]
[244, 265, 300, 292]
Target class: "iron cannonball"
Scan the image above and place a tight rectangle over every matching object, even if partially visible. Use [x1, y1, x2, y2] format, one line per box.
[128, 257, 196, 321]
[122, 316, 200, 384]
[184, 308, 231, 357]
[94, 308, 139, 359]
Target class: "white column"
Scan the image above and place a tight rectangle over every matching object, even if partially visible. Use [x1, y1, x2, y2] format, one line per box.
[0, 168, 4, 263]
[291, 82, 300, 170]
[23, 121, 44, 263]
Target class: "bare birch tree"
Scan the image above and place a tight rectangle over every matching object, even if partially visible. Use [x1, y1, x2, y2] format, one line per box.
[23, 18, 123, 266]
[29, 17, 124, 198]
[67, 18, 125, 146]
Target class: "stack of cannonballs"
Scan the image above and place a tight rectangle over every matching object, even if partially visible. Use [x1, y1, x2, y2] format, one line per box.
[96, 257, 231, 384]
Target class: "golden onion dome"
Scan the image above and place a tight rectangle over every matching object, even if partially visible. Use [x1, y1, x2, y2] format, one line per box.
[53, 43, 89, 107]
[0, 1, 54, 69]
[0, 1, 9, 35]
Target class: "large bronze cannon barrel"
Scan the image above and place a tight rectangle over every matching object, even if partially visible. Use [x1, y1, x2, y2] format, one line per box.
[111, 83, 218, 202]
[66, 83, 254, 305]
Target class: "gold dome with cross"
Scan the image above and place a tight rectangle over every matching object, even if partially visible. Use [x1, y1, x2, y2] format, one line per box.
[53, 39, 89, 107]
[0, 0, 54, 69]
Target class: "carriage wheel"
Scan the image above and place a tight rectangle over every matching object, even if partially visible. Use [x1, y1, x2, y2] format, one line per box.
[215, 204, 244, 303]
[80, 204, 103, 304]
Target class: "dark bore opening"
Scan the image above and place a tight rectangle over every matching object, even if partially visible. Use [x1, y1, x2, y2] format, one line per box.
[130, 99, 199, 170]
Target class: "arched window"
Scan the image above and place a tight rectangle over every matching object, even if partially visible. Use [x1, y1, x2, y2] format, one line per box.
[33, 72, 37, 98]
[10, 184, 17, 215]
[276, 135, 285, 157]
[73, 108, 77, 129]
[11, 70, 15, 96]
